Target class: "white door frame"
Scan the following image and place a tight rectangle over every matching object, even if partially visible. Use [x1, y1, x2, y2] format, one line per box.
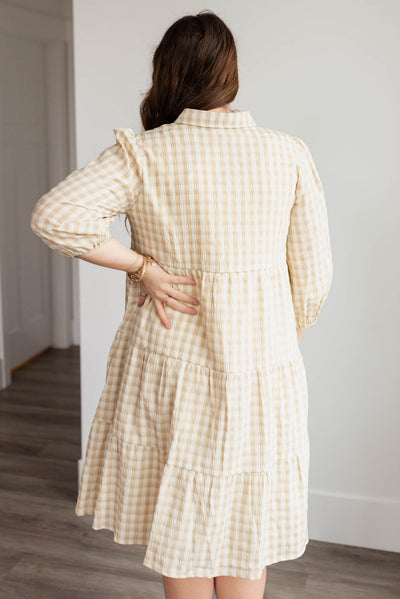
[0, 2, 76, 388]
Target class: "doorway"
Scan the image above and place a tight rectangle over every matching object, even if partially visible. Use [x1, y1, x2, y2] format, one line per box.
[0, 0, 77, 388]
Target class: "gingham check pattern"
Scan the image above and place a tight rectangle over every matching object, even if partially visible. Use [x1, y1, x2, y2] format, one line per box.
[30, 107, 333, 580]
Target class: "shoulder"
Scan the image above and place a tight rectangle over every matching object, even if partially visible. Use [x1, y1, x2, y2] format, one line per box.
[290, 135, 314, 161]
[255, 126, 310, 162]
[257, 127, 303, 150]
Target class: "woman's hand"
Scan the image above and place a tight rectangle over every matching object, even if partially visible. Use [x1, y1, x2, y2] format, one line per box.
[136, 259, 199, 329]
[297, 327, 306, 343]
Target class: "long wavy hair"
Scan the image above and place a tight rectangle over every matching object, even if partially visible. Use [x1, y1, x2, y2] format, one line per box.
[140, 10, 239, 131]
[124, 9, 239, 237]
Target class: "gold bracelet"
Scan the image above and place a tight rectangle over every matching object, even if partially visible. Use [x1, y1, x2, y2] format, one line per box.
[127, 254, 158, 285]
[125, 253, 143, 274]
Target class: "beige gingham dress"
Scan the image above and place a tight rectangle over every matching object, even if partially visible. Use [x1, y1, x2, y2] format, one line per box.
[30, 107, 333, 580]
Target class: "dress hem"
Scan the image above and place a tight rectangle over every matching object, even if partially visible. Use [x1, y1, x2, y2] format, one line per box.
[73, 509, 309, 580]
[142, 537, 309, 579]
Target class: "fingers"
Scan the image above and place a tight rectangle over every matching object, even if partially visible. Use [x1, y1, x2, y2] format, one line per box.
[164, 296, 198, 316]
[168, 276, 199, 305]
[168, 287, 199, 306]
[153, 296, 198, 329]
[153, 299, 171, 329]
[138, 273, 199, 328]
[172, 275, 197, 285]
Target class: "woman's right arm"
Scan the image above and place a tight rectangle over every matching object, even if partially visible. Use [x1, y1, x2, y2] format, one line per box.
[286, 136, 334, 335]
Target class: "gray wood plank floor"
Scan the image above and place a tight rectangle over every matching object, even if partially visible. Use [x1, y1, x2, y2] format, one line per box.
[0, 346, 399, 598]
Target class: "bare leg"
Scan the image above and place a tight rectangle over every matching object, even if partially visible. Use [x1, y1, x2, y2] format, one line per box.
[214, 566, 267, 599]
[162, 575, 215, 599]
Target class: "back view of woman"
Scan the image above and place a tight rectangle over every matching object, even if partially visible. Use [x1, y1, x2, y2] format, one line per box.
[30, 10, 333, 599]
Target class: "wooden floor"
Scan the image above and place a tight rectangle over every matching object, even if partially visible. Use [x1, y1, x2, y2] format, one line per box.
[0, 345, 399, 599]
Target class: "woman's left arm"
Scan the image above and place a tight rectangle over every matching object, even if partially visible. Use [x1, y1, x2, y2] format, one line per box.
[30, 128, 199, 327]
[78, 237, 144, 273]
[30, 128, 140, 258]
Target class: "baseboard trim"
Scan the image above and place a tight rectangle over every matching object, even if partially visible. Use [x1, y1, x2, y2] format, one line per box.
[309, 487, 400, 553]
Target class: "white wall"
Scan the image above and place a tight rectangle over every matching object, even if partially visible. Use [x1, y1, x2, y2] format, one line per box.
[73, 0, 400, 552]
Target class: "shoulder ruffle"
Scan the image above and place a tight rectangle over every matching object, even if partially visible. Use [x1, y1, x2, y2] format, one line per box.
[113, 127, 142, 180]
[113, 127, 137, 148]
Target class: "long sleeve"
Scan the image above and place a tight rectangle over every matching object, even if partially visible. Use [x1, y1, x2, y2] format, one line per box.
[286, 136, 333, 329]
[30, 128, 141, 258]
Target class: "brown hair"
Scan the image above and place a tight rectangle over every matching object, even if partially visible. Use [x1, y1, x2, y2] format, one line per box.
[140, 10, 239, 131]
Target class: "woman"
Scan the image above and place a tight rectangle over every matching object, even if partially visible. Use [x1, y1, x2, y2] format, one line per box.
[30, 9, 333, 599]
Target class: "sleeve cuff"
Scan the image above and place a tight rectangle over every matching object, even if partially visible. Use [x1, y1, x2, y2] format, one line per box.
[295, 316, 318, 329]
[70, 232, 114, 258]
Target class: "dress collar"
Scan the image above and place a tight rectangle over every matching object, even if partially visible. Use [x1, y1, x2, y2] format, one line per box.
[174, 107, 257, 129]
